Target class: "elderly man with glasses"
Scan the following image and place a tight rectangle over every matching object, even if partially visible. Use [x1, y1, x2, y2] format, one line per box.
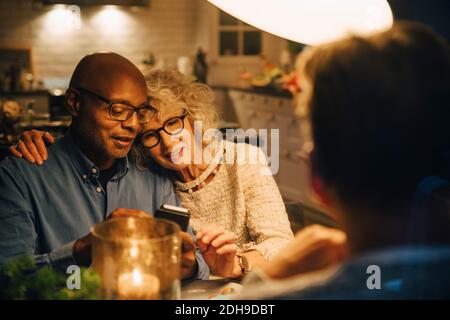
[0, 52, 209, 280]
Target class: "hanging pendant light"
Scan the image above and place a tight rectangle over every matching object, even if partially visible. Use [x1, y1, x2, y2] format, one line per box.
[207, 0, 393, 45]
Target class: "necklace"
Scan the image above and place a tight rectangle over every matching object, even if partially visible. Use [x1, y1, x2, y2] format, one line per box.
[174, 140, 224, 194]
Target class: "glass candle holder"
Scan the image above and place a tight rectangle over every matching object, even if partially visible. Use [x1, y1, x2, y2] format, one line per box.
[91, 217, 181, 300]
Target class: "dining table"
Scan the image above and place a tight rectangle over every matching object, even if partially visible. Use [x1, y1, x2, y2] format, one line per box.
[181, 278, 243, 300]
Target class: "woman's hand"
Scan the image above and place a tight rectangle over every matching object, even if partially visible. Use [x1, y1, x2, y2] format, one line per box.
[261, 224, 349, 280]
[9, 130, 55, 165]
[196, 223, 240, 278]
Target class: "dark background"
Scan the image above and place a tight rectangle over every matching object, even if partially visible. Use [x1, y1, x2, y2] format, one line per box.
[388, 0, 450, 40]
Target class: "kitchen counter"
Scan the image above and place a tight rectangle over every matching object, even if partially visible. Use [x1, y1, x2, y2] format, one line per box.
[0, 90, 49, 97]
[211, 85, 293, 99]
[0, 90, 50, 115]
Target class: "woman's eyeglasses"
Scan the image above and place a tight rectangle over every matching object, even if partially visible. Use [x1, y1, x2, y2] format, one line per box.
[75, 87, 157, 124]
[139, 110, 188, 148]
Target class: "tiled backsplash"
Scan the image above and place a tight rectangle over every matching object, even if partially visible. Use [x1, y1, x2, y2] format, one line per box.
[0, 0, 288, 89]
[0, 0, 203, 84]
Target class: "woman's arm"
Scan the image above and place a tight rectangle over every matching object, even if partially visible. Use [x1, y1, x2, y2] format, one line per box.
[241, 144, 295, 262]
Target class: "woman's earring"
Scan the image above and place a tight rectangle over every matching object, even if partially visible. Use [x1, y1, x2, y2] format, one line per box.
[179, 135, 184, 142]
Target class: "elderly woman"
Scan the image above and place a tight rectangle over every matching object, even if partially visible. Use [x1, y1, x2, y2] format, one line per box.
[11, 68, 294, 277]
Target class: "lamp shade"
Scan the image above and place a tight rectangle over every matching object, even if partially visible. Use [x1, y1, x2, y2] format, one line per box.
[207, 0, 394, 45]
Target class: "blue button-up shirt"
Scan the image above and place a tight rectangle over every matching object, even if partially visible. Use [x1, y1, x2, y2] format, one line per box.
[0, 131, 209, 279]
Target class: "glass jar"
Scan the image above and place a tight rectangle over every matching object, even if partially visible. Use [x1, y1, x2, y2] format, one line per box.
[91, 217, 181, 300]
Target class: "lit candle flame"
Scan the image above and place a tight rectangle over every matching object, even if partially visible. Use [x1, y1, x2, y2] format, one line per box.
[130, 246, 138, 258]
[132, 269, 143, 286]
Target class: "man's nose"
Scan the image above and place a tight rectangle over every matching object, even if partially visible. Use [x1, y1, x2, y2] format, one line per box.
[121, 112, 140, 132]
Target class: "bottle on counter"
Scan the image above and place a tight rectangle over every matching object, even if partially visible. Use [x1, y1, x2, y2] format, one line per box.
[25, 100, 35, 126]
[193, 48, 208, 84]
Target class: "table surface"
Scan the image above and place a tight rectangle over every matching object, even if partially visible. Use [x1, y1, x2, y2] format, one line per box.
[181, 279, 243, 300]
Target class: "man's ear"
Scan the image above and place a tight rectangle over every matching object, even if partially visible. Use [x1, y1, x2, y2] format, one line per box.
[310, 149, 333, 207]
[65, 89, 80, 117]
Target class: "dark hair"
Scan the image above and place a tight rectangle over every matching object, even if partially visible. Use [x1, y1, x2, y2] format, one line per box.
[303, 22, 450, 214]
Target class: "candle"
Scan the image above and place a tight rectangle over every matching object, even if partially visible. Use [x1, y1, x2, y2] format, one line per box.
[117, 269, 160, 300]
[92, 217, 181, 299]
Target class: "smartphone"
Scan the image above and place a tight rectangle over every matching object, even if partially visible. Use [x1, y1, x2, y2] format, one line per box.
[154, 204, 190, 232]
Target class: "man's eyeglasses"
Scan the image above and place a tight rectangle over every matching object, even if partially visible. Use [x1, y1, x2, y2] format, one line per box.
[139, 110, 188, 148]
[74, 87, 157, 124]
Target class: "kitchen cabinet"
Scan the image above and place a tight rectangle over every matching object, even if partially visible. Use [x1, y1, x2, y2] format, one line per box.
[0, 90, 48, 115]
[227, 88, 325, 212]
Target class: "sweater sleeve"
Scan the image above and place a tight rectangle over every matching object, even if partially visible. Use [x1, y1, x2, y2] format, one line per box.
[240, 144, 294, 260]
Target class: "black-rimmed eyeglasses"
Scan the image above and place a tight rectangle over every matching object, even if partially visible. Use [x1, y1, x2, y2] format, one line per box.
[75, 87, 157, 124]
[139, 110, 188, 148]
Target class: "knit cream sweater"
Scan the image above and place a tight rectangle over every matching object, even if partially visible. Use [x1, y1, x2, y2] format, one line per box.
[174, 140, 294, 260]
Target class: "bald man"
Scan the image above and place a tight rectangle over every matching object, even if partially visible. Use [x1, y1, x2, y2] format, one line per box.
[0, 53, 209, 280]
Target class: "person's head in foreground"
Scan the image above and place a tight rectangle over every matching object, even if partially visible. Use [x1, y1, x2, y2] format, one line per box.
[241, 21, 450, 299]
[307, 21, 450, 253]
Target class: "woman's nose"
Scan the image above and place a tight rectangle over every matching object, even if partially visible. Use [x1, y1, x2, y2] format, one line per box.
[159, 131, 176, 149]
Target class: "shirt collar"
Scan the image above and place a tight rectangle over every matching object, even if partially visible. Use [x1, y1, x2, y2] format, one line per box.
[60, 130, 130, 181]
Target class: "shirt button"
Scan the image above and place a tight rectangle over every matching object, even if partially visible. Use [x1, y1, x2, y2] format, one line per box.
[96, 186, 102, 193]
[91, 168, 98, 174]
[82, 174, 87, 180]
